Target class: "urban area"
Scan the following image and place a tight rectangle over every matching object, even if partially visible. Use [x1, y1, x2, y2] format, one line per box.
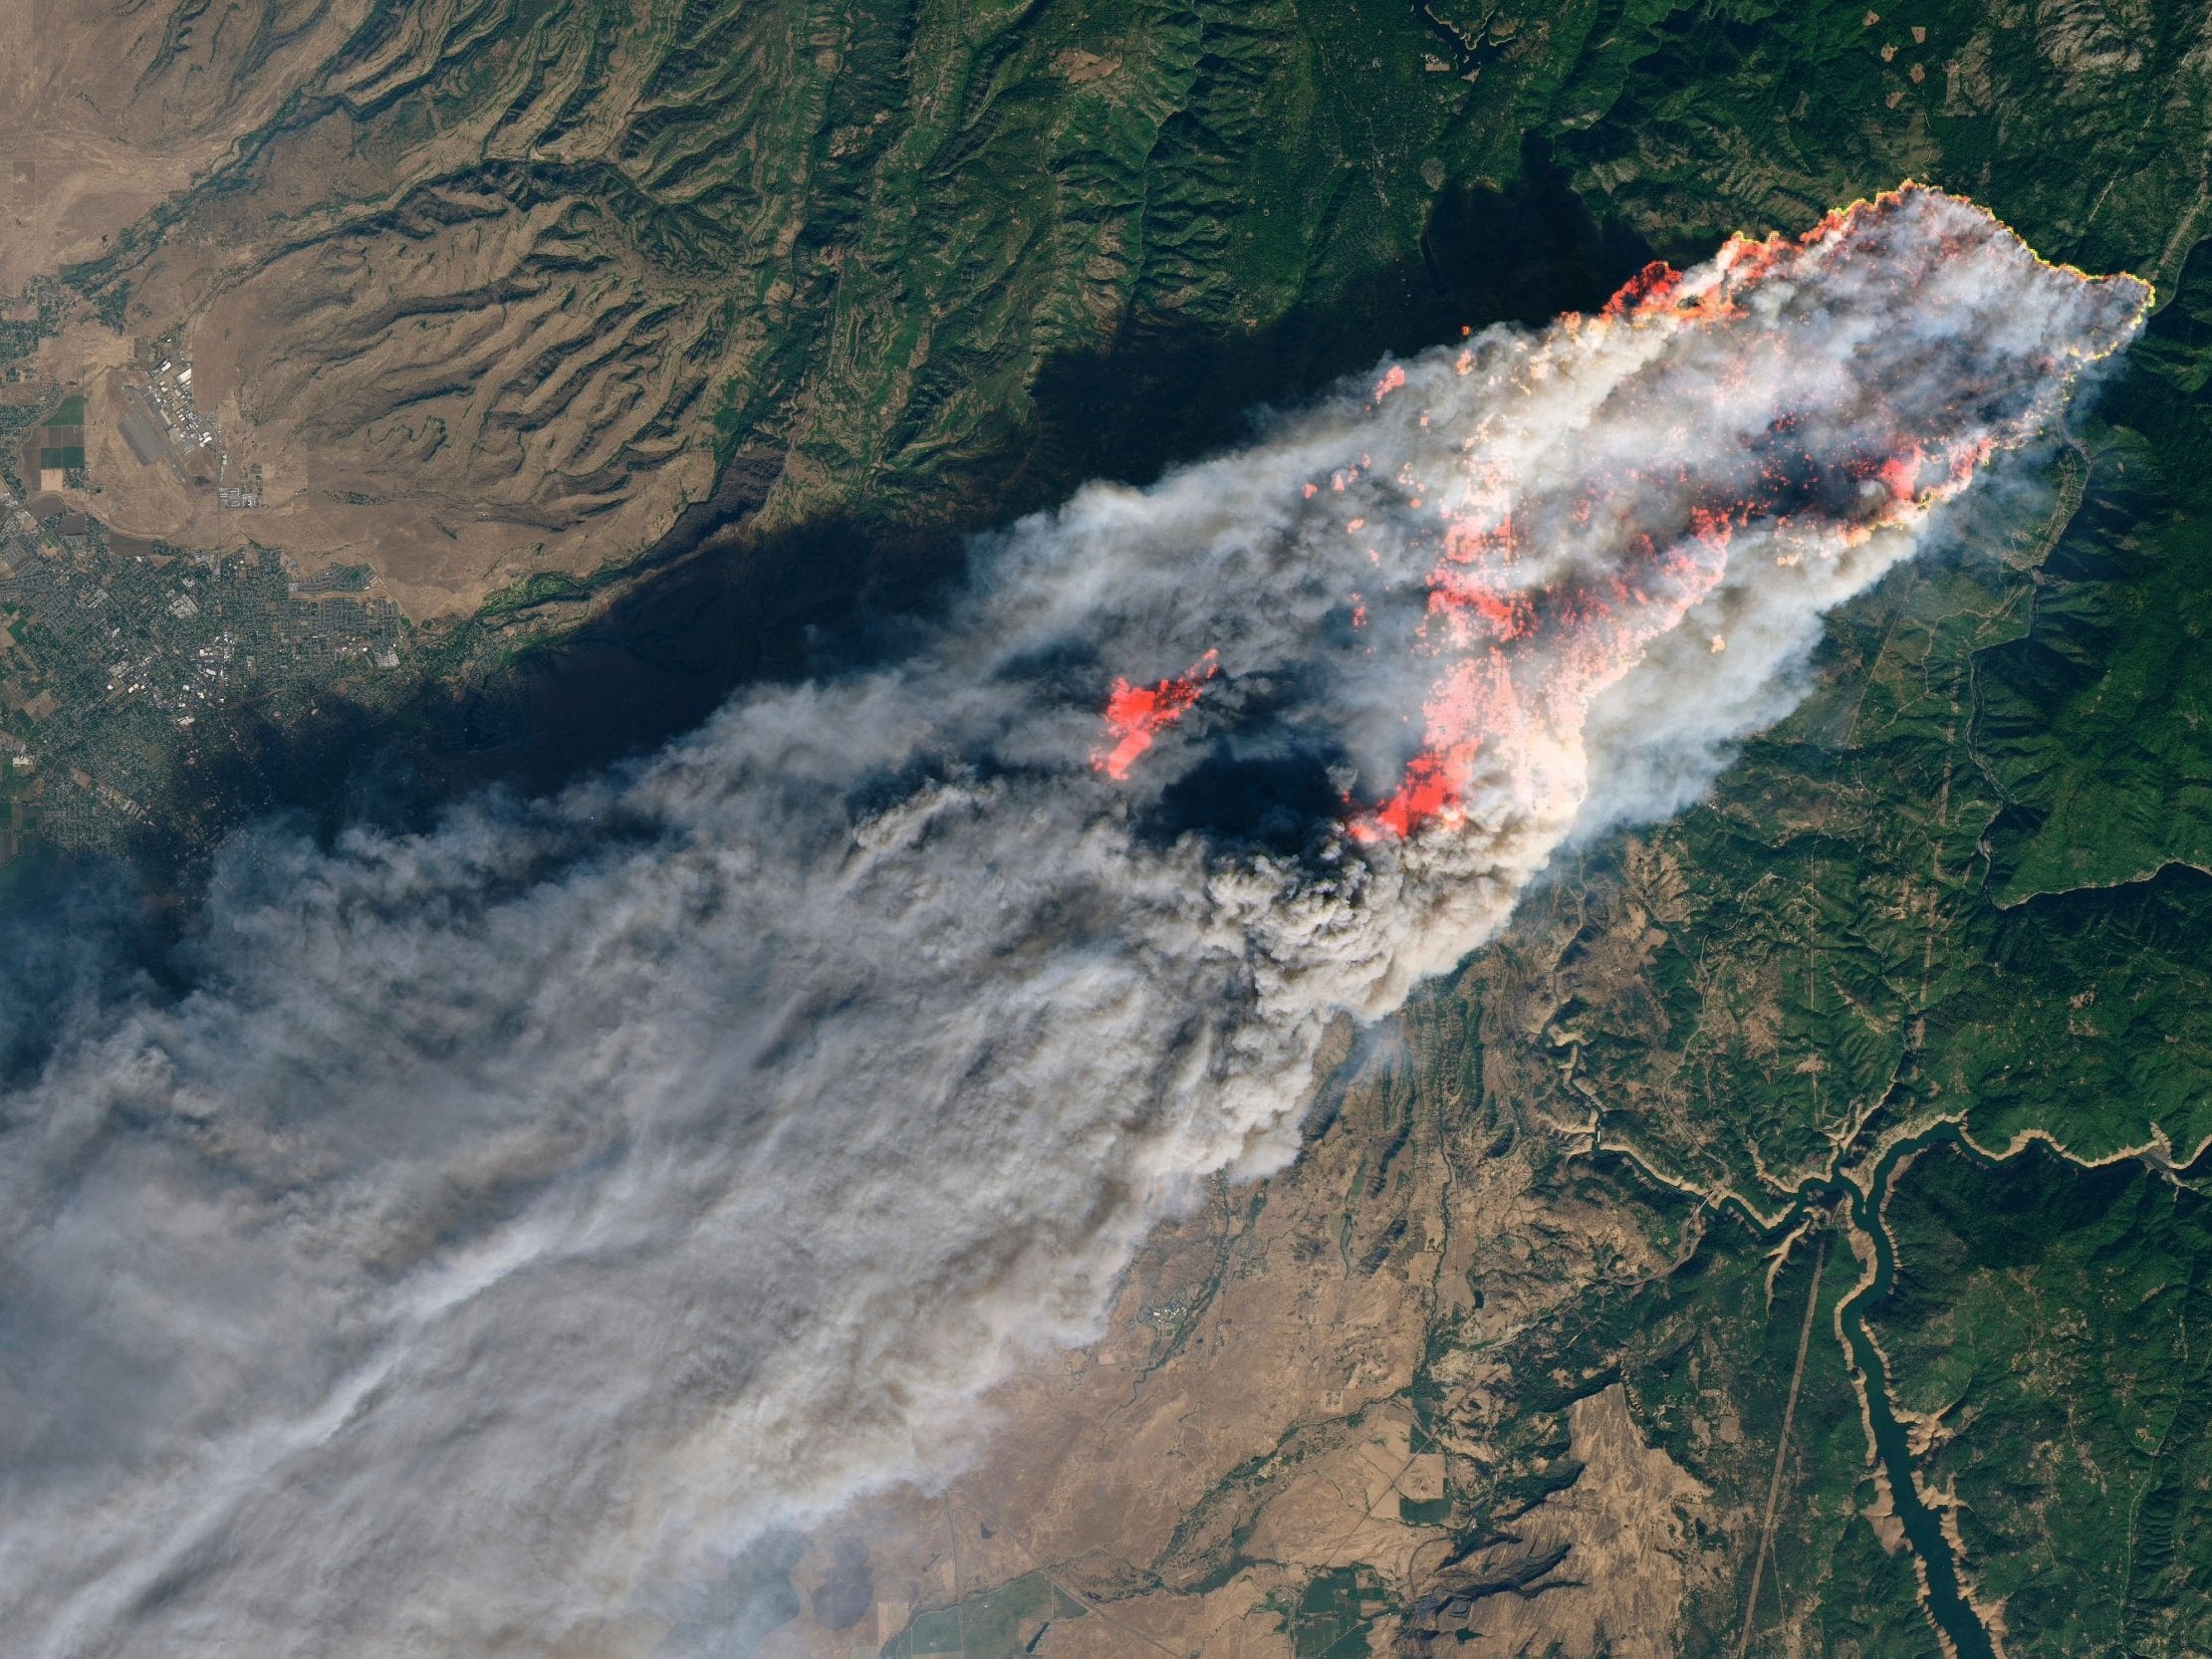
[0, 395, 404, 860]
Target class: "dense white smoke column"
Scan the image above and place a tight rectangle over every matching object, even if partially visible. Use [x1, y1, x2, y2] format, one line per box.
[0, 188, 2144, 1657]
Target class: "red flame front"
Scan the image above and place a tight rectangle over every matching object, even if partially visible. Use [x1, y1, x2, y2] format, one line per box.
[1092, 650, 1220, 780]
[1088, 185, 2147, 841]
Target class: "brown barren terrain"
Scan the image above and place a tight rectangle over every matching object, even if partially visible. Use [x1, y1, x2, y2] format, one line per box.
[763, 947, 1726, 1659]
[0, 0, 370, 292]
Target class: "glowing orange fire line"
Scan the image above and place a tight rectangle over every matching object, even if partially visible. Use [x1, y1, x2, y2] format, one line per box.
[1091, 650, 1221, 780]
[1089, 185, 2150, 847]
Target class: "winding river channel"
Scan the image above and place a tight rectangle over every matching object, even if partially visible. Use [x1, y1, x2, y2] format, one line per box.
[1830, 1123, 1998, 1659]
[1635, 1119, 2013, 1656]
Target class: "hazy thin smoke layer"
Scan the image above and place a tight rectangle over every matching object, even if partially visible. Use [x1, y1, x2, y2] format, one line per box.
[0, 188, 2145, 1658]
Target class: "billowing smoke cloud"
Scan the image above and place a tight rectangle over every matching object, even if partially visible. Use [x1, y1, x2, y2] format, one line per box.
[0, 188, 2144, 1657]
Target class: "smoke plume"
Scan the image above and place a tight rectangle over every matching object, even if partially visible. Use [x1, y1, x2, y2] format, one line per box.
[0, 187, 2145, 1657]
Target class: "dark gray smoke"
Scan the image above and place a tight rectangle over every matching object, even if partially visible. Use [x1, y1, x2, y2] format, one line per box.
[0, 187, 2145, 1657]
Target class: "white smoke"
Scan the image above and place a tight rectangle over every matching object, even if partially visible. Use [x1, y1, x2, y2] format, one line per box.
[0, 187, 2145, 1658]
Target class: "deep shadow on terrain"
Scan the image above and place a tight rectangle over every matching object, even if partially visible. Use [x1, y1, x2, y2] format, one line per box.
[147, 156, 1665, 857]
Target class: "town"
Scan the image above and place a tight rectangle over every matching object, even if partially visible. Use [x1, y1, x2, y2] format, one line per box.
[0, 472, 403, 859]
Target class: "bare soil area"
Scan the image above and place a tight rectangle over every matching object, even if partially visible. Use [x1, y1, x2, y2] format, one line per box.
[0, 0, 369, 292]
